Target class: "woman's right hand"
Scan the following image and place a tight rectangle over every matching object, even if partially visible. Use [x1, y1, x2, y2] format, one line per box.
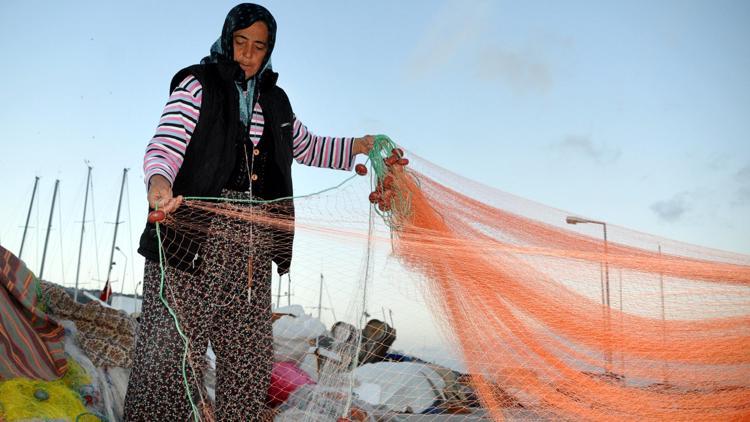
[147, 175, 183, 214]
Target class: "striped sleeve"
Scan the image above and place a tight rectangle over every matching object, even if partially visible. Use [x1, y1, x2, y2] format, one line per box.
[143, 75, 203, 186]
[291, 116, 355, 171]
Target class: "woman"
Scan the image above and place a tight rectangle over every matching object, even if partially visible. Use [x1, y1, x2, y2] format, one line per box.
[125, 3, 374, 420]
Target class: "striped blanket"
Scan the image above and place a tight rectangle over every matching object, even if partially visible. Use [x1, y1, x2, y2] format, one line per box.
[0, 245, 67, 380]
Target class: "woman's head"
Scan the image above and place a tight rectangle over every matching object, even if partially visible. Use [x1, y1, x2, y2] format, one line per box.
[232, 21, 269, 79]
[213, 3, 277, 79]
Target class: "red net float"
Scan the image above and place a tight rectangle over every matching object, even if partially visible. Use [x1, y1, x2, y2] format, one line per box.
[368, 191, 380, 204]
[355, 164, 368, 176]
[397, 158, 409, 166]
[392, 147, 404, 158]
[147, 210, 166, 223]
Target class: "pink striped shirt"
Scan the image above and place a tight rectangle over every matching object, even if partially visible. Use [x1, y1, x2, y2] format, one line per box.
[144, 75, 355, 186]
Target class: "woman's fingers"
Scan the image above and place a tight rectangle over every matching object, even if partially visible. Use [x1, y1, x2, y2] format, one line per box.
[147, 182, 183, 214]
[158, 195, 183, 214]
[353, 135, 376, 155]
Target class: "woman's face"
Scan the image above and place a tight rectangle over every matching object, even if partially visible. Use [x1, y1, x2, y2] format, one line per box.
[233, 21, 269, 79]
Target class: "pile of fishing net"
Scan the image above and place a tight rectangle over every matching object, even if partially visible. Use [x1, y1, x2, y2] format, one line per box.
[0, 243, 135, 422]
[150, 136, 749, 420]
[0, 360, 94, 422]
[0, 303, 135, 422]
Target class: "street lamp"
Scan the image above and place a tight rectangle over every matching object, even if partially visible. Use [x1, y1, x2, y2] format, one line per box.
[565, 216, 610, 307]
[566, 215, 615, 374]
[133, 280, 142, 314]
[115, 246, 128, 296]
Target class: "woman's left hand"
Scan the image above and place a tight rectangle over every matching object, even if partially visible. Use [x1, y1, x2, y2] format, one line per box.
[352, 135, 375, 155]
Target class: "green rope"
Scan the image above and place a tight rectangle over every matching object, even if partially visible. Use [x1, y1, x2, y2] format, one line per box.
[366, 135, 413, 229]
[184, 173, 357, 203]
[156, 159, 364, 422]
[152, 166, 363, 421]
[154, 212, 201, 422]
[367, 134, 400, 182]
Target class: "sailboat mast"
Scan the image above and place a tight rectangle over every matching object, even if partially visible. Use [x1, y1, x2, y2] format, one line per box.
[39, 179, 60, 280]
[105, 168, 128, 296]
[18, 176, 40, 259]
[74, 164, 93, 302]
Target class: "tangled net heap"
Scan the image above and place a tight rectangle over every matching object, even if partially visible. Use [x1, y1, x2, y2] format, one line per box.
[154, 138, 750, 421]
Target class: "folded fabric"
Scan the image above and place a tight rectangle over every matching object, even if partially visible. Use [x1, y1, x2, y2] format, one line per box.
[0, 245, 67, 380]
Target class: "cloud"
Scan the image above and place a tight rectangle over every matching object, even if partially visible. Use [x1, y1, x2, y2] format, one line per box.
[735, 164, 750, 182]
[404, 1, 557, 97]
[553, 135, 621, 164]
[706, 153, 731, 171]
[650, 193, 691, 222]
[732, 164, 750, 206]
[475, 47, 553, 95]
[404, 0, 492, 79]
[736, 186, 750, 204]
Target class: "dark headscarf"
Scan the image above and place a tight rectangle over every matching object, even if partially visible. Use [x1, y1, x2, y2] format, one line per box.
[202, 3, 277, 70]
[201, 3, 278, 125]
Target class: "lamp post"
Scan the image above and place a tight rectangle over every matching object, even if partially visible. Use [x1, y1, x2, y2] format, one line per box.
[115, 246, 127, 296]
[566, 215, 613, 373]
[133, 280, 142, 314]
[565, 216, 610, 307]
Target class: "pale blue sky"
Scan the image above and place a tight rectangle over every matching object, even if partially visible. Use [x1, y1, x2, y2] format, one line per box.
[0, 0, 748, 295]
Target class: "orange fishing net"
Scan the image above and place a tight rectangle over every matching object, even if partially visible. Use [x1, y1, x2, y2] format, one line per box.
[390, 159, 749, 420]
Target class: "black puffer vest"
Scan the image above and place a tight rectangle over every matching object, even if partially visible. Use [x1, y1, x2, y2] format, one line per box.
[137, 62, 295, 274]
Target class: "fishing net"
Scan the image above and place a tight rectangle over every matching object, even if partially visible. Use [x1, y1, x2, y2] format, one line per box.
[148, 136, 750, 421]
[0, 359, 99, 422]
